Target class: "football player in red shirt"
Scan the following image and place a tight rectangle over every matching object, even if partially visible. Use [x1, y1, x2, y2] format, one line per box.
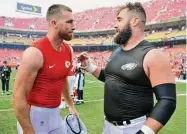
[13, 4, 78, 134]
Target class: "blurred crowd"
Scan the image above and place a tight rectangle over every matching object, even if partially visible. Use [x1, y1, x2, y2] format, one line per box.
[0, 45, 186, 79]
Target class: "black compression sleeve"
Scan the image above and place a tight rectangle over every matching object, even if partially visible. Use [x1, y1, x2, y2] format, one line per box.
[98, 69, 105, 82]
[150, 83, 176, 125]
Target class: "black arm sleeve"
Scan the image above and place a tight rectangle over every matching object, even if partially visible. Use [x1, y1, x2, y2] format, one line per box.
[150, 83, 176, 125]
[97, 69, 105, 82]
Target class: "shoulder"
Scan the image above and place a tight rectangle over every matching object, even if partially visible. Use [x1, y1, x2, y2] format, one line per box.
[23, 47, 43, 57]
[31, 37, 48, 49]
[113, 47, 122, 54]
[63, 42, 73, 58]
[68, 44, 74, 55]
[139, 40, 156, 54]
[144, 49, 170, 67]
[108, 47, 122, 60]
[63, 42, 72, 51]
[144, 49, 175, 86]
[22, 47, 43, 69]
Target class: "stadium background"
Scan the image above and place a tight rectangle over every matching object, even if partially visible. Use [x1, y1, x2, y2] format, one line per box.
[0, 0, 186, 133]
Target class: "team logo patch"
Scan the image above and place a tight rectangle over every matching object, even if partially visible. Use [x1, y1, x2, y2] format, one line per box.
[121, 63, 137, 71]
[65, 61, 71, 68]
[40, 121, 44, 126]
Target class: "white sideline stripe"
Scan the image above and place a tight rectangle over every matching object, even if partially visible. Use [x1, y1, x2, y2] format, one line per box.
[175, 79, 187, 83]
[177, 93, 186, 96]
[86, 80, 103, 83]
[0, 93, 185, 112]
[0, 109, 14, 112]
[84, 99, 104, 103]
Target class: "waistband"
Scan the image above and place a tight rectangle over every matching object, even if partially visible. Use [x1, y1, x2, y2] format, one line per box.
[28, 104, 59, 112]
[106, 115, 147, 126]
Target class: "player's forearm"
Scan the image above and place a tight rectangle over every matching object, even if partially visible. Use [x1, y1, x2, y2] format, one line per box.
[63, 80, 74, 107]
[92, 67, 105, 82]
[12, 95, 34, 132]
[139, 84, 176, 134]
[92, 67, 102, 78]
[144, 117, 163, 133]
[63, 91, 73, 107]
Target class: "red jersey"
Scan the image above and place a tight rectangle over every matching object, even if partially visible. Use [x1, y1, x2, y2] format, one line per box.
[27, 37, 72, 108]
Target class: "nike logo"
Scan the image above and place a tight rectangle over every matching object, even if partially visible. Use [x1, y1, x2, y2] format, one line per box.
[49, 64, 55, 69]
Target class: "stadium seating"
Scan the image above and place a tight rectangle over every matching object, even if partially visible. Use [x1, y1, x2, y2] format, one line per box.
[65, 30, 185, 45]
[65, 37, 110, 45]
[0, 0, 185, 45]
[1, 44, 184, 77]
[0, 49, 22, 67]
[161, 45, 186, 77]
[0, 29, 185, 45]
[0, 17, 5, 28]
[0, 0, 185, 73]
[0, 0, 185, 31]
[145, 30, 186, 41]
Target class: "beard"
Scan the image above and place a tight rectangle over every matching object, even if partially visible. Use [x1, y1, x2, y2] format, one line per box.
[113, 24, 132, 45]
[58, 30, 73, 41]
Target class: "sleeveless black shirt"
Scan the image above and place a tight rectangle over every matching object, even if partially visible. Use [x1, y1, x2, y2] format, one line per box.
[104, 40, 156, 121]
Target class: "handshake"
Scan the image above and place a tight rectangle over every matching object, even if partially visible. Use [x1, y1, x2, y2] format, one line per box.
[77, 52, 97, 74]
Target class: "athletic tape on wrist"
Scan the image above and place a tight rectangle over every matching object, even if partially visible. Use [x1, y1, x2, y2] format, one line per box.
[141, 125, 155, 134]
[87, 64, 97, 73]
[86, 58, 97, 73]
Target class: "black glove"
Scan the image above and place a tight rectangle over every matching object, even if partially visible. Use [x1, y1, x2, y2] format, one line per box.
[136, 130, 145, 134]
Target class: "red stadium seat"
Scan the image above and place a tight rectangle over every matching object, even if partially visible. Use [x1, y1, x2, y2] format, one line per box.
[0, 0, 185, 31]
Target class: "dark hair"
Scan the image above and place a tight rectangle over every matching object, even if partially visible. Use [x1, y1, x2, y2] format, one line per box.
[117, 2, 146, 26]
[3, 61, 7, 64]
[46, 4, 72, 21]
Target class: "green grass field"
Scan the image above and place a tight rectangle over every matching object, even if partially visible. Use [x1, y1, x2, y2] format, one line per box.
[0, 70, 186, 134]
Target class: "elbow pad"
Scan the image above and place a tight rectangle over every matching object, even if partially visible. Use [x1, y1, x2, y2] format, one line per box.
[150, 83, 176, 125]
[98, 70, 105, 82]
